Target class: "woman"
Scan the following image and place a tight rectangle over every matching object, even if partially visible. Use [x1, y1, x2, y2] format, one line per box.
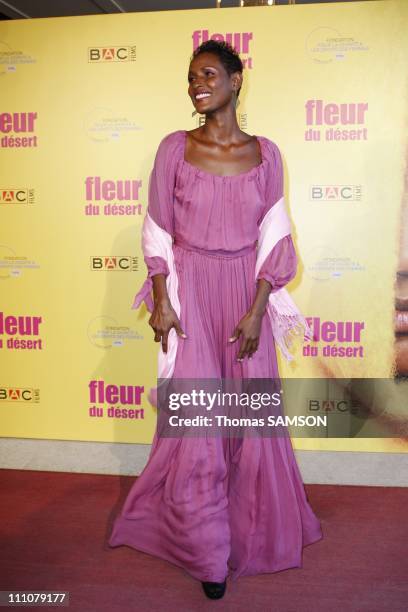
[109, 40, 323, 600]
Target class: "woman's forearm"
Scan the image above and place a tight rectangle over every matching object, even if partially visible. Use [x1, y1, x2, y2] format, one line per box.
[249, 279, 272, 317]
[152, 273, 171, 306]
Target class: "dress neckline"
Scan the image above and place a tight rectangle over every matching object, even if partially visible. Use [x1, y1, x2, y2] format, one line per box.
[181, 129, 266, 179]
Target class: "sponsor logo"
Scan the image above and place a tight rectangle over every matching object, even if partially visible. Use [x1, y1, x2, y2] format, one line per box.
[0, 112, 38, 148]
[84, 176, 143, 216]
[0, 188, 35, 205]
[0, 311, 43, 351]
[83, 107, 141, 142]
[0, 245, 40, 280]
[0, 40, 37, 76]
[305, 99, 368, 142]
[88, 46, 136, 62]
[90, 256, 138, 271]
[192, 30, 253, 68]
[89, 379, 145, 420]
[303, 317, 365, 358]
[306, 27, 369, 64]
[87, 315, 143, 349]
[0, 386, 40, 402]
[309, 185, 362, 202]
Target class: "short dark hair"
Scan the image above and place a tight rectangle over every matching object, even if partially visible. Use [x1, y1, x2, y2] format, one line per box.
[190, 40, 244, 98]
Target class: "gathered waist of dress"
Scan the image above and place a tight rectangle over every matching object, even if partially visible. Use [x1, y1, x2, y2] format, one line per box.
[173, 236, 257, 259]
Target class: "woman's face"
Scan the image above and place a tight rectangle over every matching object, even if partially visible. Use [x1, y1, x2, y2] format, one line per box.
[187, 52, 240, 114]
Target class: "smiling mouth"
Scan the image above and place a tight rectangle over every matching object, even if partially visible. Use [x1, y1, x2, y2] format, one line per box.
[195, 92, 211, 100]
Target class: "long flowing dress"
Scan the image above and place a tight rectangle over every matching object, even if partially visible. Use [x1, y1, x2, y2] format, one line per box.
[108, 129, 323, 583]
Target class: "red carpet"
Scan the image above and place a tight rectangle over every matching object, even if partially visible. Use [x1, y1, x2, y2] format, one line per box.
[0, 468, 407, 611]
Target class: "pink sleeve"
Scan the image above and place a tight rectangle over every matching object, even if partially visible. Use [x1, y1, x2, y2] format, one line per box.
[256, 235, 297, 292]
[256, 139, 297, 292]
[144, 131, 179, 278]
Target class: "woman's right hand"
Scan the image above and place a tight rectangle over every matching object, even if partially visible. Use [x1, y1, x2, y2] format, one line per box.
[148, 299, 187, 353]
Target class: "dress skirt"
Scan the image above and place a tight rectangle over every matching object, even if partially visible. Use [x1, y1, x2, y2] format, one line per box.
[108, 241, 323, 582]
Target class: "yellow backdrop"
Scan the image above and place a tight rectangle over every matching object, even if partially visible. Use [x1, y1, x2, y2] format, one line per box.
[1, 0, 407, 453]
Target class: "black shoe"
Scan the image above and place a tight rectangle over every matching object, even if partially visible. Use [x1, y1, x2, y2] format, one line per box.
[201, 580, 227, 600]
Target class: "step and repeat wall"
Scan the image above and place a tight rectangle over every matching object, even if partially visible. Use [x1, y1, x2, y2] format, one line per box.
[1, 0, 407, 453]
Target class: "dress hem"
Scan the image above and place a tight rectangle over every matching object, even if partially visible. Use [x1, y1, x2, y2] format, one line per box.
[108, 524, 323, 583]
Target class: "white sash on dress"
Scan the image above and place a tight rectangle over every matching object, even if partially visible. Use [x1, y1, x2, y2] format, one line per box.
[133, 198, 312, 387]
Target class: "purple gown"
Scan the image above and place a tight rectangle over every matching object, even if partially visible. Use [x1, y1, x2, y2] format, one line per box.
[108, 130, 323, 582]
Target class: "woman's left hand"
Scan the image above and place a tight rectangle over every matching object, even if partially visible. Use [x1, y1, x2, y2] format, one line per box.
[229, 310, 263, 361]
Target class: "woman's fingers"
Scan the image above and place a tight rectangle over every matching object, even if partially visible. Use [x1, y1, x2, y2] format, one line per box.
[237, 338, 259, 361]
[161, 330, 169, 354]
[237, 337, 251, 361]
[248, 340, 258, 359]
[152, 317, 187, 354]
[173, 320, 187, 339]
[229, 327, 241, 342]
[150, 302, 188, 348]
[162, 321, 187, 352]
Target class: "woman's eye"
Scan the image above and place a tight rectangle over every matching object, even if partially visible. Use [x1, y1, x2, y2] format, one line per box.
[188, 72, 214, 82]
